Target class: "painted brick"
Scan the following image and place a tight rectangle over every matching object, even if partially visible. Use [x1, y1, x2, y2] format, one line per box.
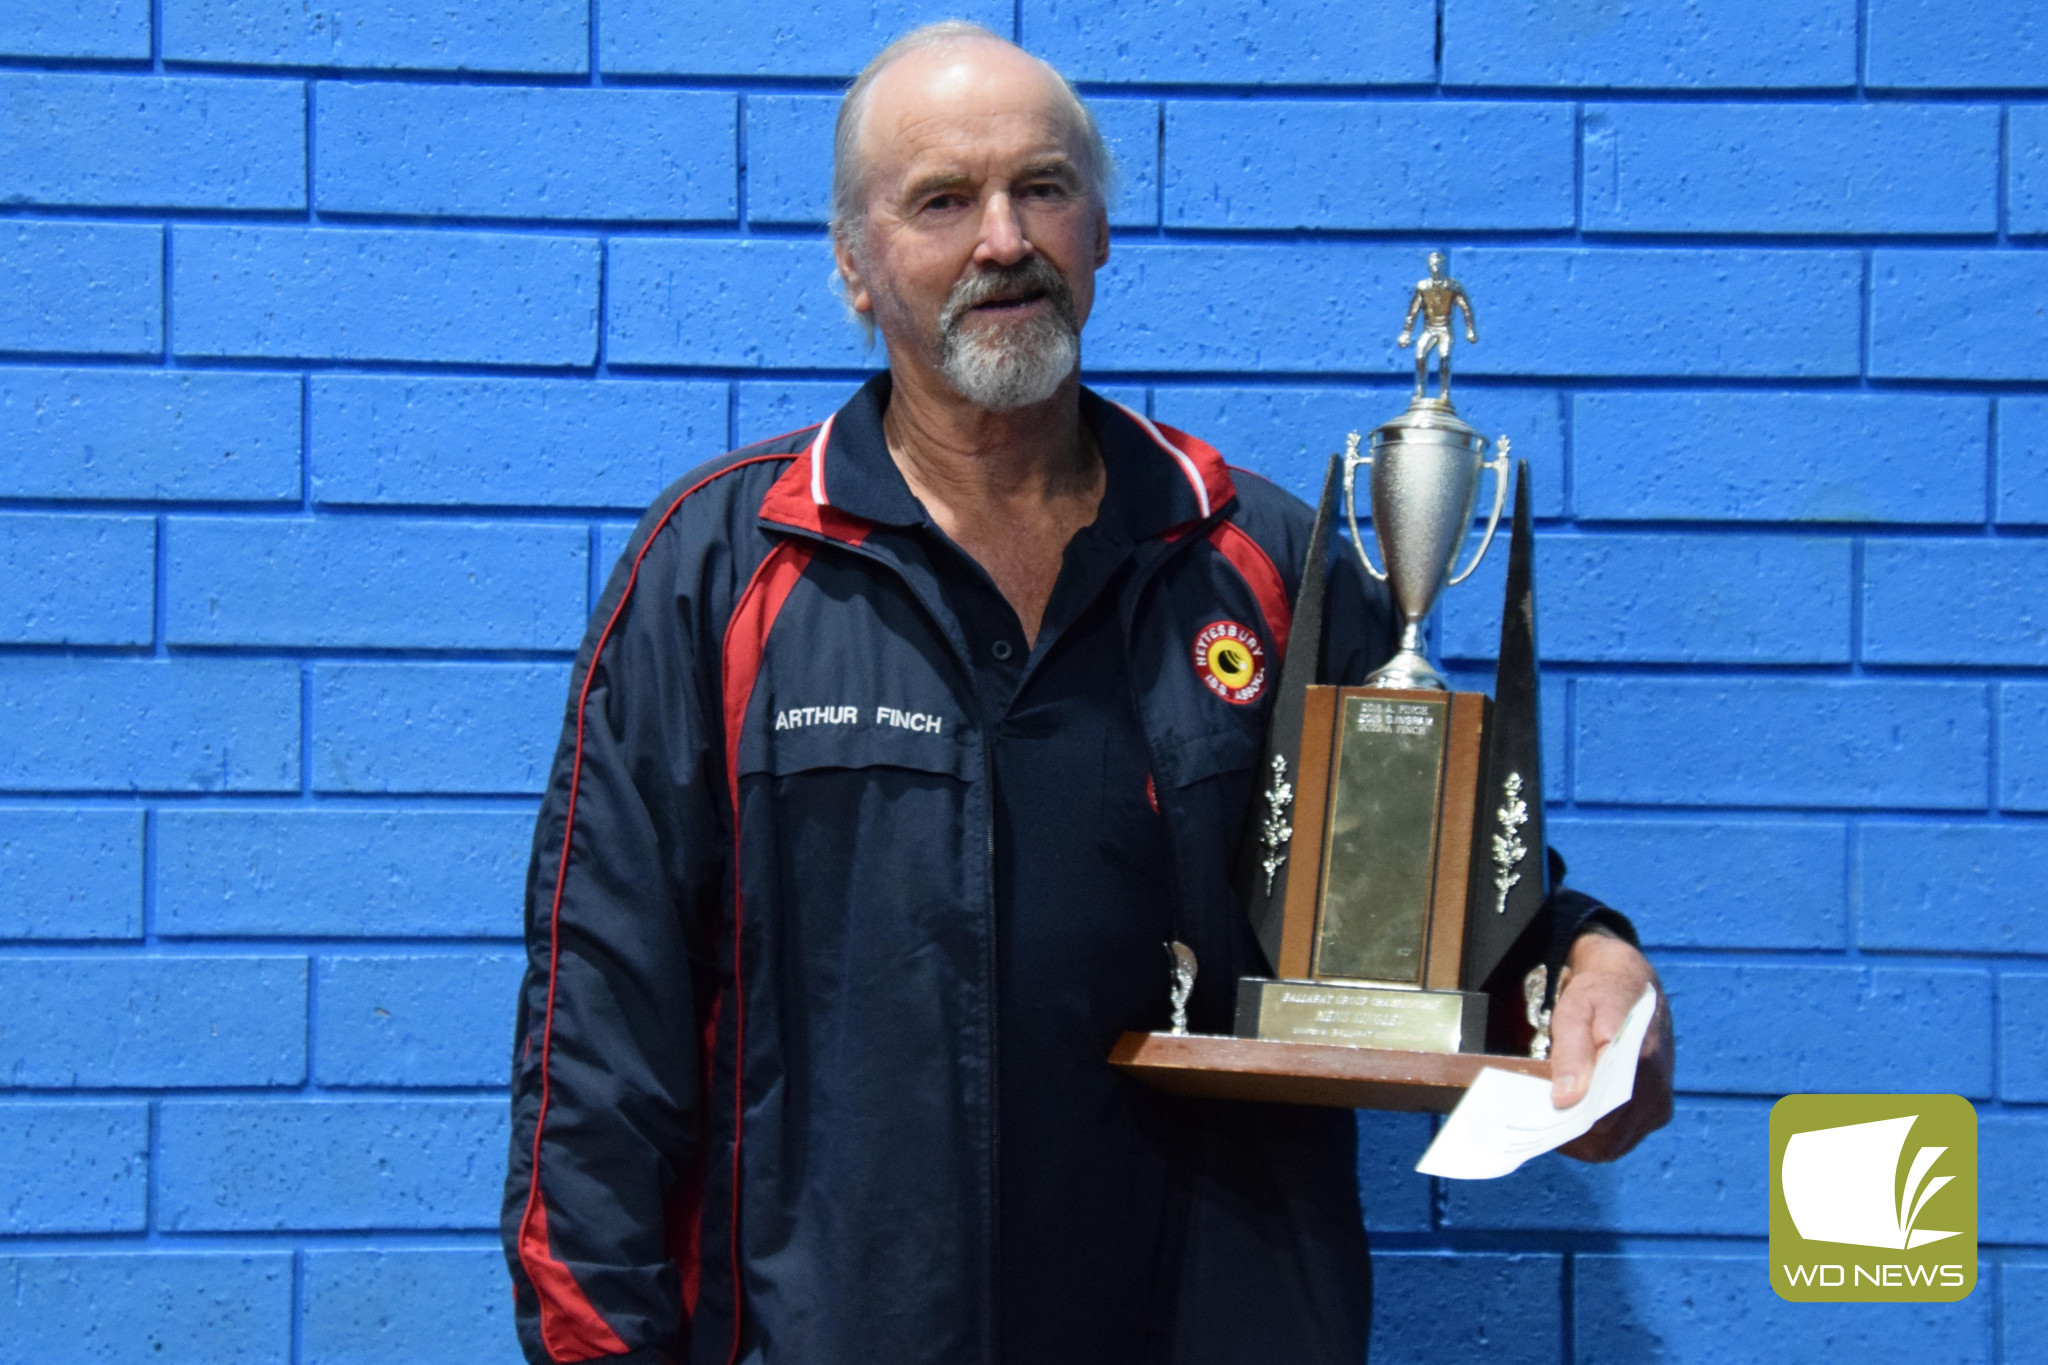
[0, 1253, 291, 1365]
[603, 0, 1010, 76]
[1998, 397, 2048, 525]
[1575, 679, 1988, 810]
[1583, 103, 1997, 235]
[2002, 974, 2048, 1103]
[312, 662, 570, 794]
[0, 1103, 146, 1233]
[0, 221, 161, 358]
[1024, 0, 1435, 85]
[158, 808, 529, 938]
[1444, 1100, 1767, 1235]
[165, 515, 587, 650]
[0, 368, 301, 503]
[1369, 1254, 1561, 1365]
[1152, 384, 1564, 513]
[597, 520, 639, 584]
[1442, 532, 1852, 665]
[0, 809, 142, 940]
[1872, 251, 2048, 382]
[302, 1248, 521, 1365]
[157, 1098, 507, 1230]
[1546, 816, 1847, 951]
[1355, 1109, 1432, 1233]
[1444, 0, 1855, 88]
[0, 0, 149, 59]
[1574, 393, 1989, 525]
[1867, 0, 2048, 89]
[608, 237, 884, 370]
[1443, 666, 1569, 806]
[318, 85, 735, 223]
[1089, 244, 1435, 374]
[0, 956, 306, 1088]
[0, 513, 155, 645]
[745, 94, 840, 227]
[1164, 101, 1575, 230]
[1657, 961, 1993, 1097]
[310, 375, 724, 509]
[172, 226, 598, 367]
[164, 0, 586, 73]
[1865, 540, 2048, 666]
[1094, 246, 1860, 378]
[314, 952, 525, 1086]
[0, 74, 304, 211]
[734, 378, 867, 446]
[2009, 107, 2048, 237]
[1980, 1114, 2048, 1245]
[1859, 822, 2048, 955]
[1456, 248, 1863, 378]
[742, 93, 1158, 232]
[1093, 99, 1160, 229]
[2002, 684, 2048, 812]
[2008, 1263, 2048, 1357]
[0, 659, 299, 792]
[1575, 1253, 1992, 1365]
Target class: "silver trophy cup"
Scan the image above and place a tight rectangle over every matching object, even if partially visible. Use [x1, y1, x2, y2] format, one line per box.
[1342, 402, 1509, 691]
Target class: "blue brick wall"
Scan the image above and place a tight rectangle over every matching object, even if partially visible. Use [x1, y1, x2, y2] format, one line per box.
[0, 2, 2037, 1361]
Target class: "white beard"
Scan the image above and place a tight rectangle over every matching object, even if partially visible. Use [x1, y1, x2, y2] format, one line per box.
[938, 311, 1079, 412]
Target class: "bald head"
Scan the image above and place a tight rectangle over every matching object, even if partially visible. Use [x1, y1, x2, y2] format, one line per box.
[831, 24, 1112, 254]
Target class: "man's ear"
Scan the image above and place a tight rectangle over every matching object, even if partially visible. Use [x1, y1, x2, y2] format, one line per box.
[1092, 201, 1111, 268]
[833, 235, 873, 317]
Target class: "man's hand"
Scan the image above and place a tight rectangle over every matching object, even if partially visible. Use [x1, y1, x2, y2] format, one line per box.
[1396, 330, 1413, 349]
[1548, 928, 1674, 1162]
[1465, 329, 1478, 344]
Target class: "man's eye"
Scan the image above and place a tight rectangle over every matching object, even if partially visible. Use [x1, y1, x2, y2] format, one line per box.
[1021, 182, 1069, 200]
[922, 193, 967, 212]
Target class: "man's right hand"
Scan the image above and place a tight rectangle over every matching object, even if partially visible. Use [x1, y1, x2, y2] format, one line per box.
[1395, 331, 1412, 348]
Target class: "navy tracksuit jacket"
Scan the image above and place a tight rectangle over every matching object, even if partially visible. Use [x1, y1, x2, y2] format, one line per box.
[503, 376, 1620, 1365]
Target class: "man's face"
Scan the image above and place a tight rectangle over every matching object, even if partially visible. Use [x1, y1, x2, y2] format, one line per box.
[1427, 252, 1445, 278]
[835, 41, 1110, 410]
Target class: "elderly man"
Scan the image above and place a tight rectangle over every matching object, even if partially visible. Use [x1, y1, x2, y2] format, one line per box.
[502, 22, 1670, 1365]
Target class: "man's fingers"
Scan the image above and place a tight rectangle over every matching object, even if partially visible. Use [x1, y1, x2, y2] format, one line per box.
[1547, 983, 1602, 1107]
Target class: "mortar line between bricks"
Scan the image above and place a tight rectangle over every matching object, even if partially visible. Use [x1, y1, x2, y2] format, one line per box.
[2, 62, 2043, 103]
[144, 1099, 159, 1240]
[1559, 1249, 1575, 1365]
[588, 0, 601, 86]
[140, 808, 158, 944]
[1990, 679, 2005, 818]
[735, 92, 750, 233]
[304, 80, 317, 225]
[289, 1248, 306, 1365]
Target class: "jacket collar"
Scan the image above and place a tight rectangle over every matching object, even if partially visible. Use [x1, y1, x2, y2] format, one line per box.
[758, 371, 1237, 546]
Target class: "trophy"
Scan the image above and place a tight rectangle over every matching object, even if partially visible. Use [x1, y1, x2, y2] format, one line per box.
[1110, 253, 1556, 1111]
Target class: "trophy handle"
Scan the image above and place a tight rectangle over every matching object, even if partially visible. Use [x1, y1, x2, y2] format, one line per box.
[1446, 435, 1511, 587]
[1340, 431, 1388, 583]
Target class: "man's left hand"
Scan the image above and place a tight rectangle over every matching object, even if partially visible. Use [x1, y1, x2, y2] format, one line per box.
[1547, 928, 1674, 1162]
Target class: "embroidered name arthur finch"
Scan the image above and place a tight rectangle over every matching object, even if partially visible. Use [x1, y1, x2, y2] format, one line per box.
[877, 706, 944, 734]
[775, 705, 860, 730]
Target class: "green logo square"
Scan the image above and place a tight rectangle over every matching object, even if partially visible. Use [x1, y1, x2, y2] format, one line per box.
[1769, 1093, 1977, 1302]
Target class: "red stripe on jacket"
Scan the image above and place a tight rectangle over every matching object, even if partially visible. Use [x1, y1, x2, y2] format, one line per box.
[1204, 519, 1292, 661]
[518, 451, 791, 1362]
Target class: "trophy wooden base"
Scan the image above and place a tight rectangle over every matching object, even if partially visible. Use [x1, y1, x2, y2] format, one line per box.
[1108, 1030, 1550, 1114]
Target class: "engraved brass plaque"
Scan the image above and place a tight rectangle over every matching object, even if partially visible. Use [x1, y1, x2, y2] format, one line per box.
[1311, 693, 1448, 984]
[1235, 979, 1486, 1053]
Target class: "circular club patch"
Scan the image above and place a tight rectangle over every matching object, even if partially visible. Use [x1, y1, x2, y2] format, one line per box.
[1192, 620, 1266, 705]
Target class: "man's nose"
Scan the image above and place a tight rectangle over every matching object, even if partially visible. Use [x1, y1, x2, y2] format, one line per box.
[973, 192, 1031, 266]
